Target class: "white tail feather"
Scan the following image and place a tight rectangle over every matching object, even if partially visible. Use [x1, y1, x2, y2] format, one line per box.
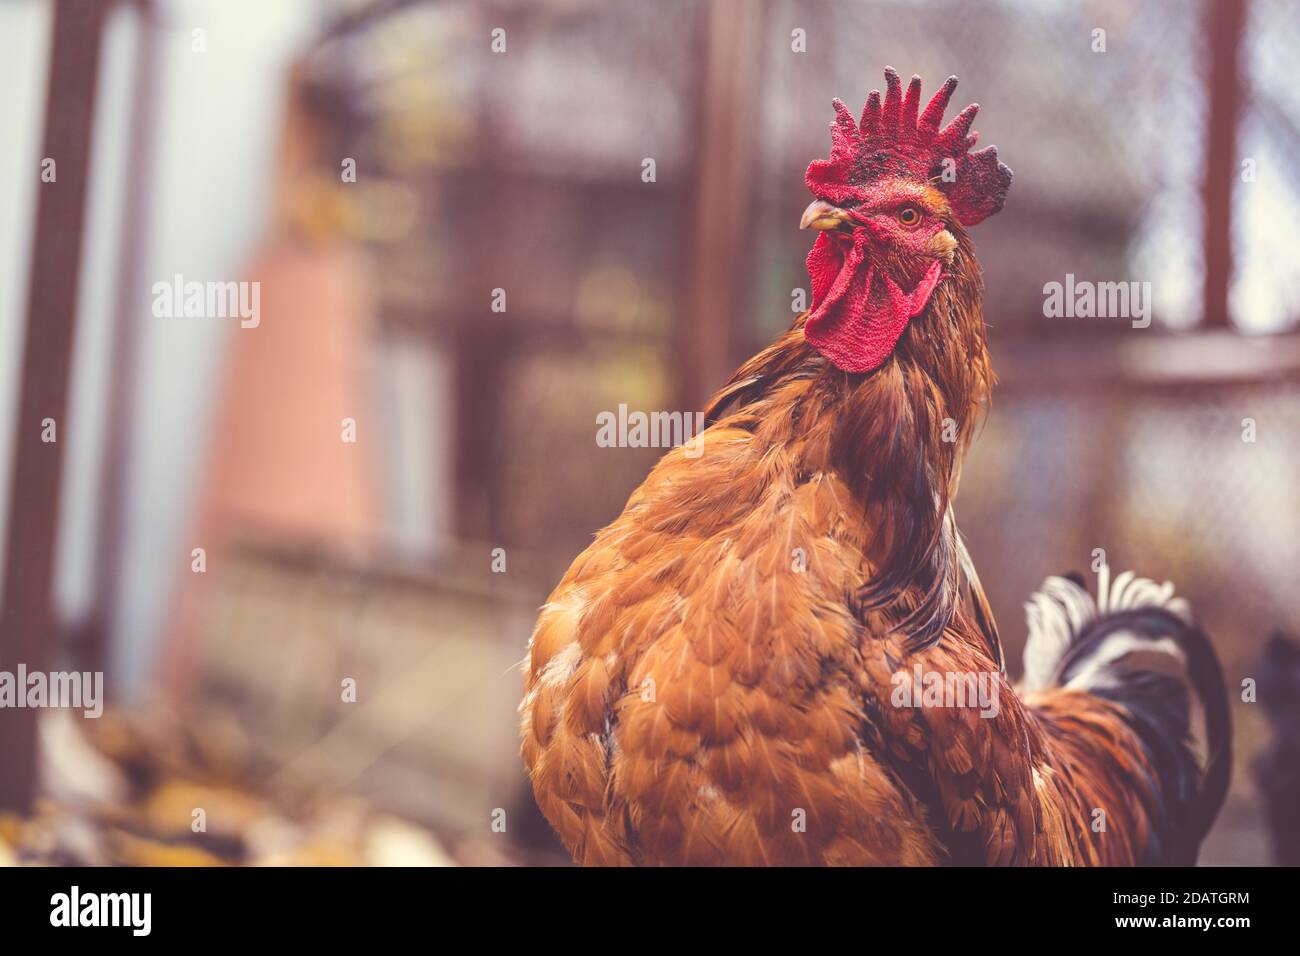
[1022, 569, 1191, 692]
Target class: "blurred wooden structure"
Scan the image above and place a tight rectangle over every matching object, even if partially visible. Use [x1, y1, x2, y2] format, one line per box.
[1202, 0, 1246, 327]
[4, 0, 1297, 868]
[0, 0, 110, 813]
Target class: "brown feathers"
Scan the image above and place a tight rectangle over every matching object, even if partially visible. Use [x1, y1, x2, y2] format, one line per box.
[520, 223, 1165, 866]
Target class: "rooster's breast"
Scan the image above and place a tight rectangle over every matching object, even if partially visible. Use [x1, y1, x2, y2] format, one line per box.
[520, 425, 939, 865]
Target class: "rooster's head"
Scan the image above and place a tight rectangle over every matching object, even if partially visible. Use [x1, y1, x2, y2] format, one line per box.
[801, 68, 1012, 373]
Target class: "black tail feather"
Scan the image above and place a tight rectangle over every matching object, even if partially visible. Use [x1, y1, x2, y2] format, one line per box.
[1023, 570, 1231, 865]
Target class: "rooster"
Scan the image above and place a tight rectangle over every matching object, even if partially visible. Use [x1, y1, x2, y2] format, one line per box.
[520, 69, 1230, 865]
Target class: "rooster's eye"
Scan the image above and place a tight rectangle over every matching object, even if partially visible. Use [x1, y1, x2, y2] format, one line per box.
[897, 206, 922, 228]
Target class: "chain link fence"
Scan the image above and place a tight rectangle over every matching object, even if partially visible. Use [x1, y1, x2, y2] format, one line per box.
[186, 0, 1299, 863]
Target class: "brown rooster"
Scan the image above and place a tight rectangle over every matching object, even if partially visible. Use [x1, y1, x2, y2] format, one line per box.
[520, 69, 1230, 866]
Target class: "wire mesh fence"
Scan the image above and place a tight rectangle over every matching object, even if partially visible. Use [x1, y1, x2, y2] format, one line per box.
[749, 0, 1212, 337]
[302, 0, 1300, 562]
[167, 0, 1300, 864]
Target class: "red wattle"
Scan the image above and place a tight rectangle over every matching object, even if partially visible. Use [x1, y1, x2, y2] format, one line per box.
[804, 233, 942, 373]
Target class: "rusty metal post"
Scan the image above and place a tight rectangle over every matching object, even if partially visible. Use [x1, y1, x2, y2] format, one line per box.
[1201, 0, 1247, 328]
[0, 0, 110, 813]
[677, 0, 766, 409]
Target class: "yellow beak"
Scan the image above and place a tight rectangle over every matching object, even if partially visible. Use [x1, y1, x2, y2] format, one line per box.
[800, 199, 852, 231]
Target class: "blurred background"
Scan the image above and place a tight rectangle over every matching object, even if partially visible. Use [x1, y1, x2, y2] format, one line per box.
[0, 0, 1296, 866]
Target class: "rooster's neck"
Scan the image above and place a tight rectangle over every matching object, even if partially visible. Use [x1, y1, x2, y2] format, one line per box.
[703, 242, 992, 648]
[707, 241, 992, 495]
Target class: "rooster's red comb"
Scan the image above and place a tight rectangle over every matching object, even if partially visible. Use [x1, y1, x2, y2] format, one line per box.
[805, 67, 1012, 226]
